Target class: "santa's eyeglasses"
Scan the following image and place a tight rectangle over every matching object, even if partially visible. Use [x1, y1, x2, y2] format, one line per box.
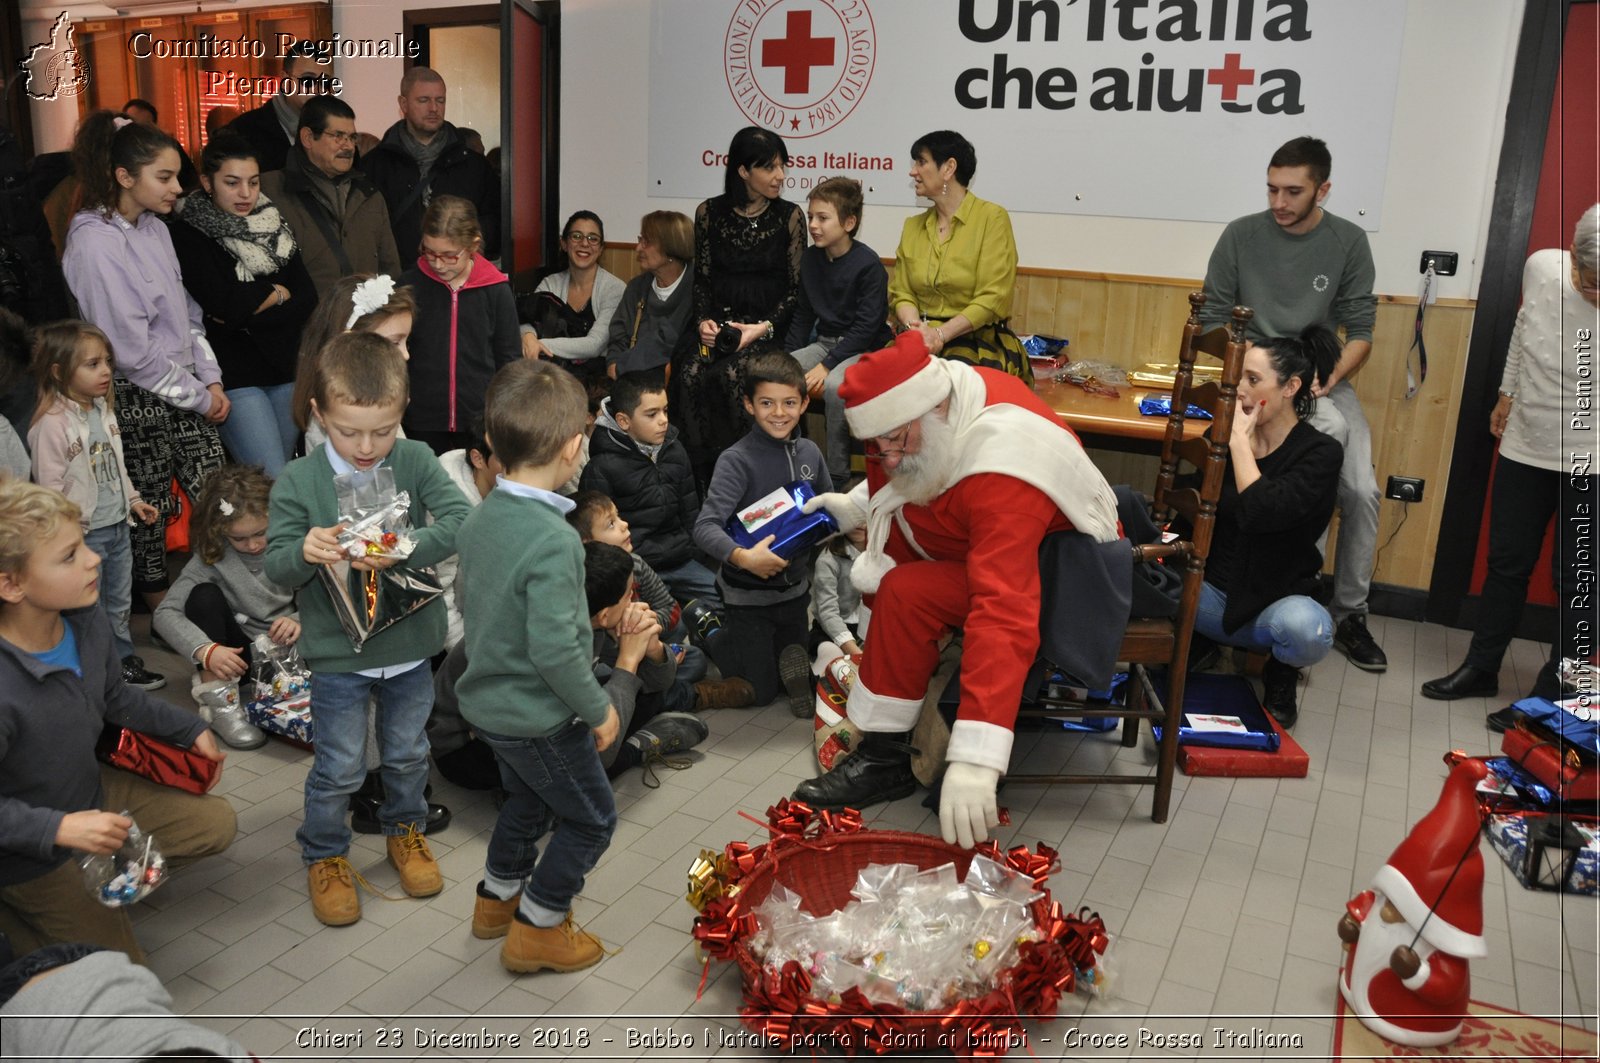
[865, 424, 912, 462]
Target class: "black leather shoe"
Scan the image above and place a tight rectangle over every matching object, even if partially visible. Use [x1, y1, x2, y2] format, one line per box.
[350, 796, 452, 835]
[1420, 664, 1499, 701]
[793, 732, 918, 810]
[1261, 656, 1299, 730]
[1486, 706, 1523, 734]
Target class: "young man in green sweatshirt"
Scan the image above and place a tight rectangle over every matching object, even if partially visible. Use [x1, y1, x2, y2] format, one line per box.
[1199, 135, 1386, 675]
[456, 359, 620, 975]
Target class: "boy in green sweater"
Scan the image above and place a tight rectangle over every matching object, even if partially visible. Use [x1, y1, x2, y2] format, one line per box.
[265, 332, 470, 928]
[457, 359, 620, 974]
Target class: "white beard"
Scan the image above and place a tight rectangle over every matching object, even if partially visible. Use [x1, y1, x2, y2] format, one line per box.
[1344, 892, 1427, 1011]
[886, 410, 957, 505]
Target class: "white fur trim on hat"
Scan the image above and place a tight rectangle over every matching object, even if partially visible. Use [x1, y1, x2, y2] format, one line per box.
[845, 360, 953, 440]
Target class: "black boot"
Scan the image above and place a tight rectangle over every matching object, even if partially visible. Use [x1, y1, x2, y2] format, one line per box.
[793, 731, 919, 810]
[350, 773, 453, 834]
[1261, 656, 1300, 729]
[1420, 663, 1498, 701]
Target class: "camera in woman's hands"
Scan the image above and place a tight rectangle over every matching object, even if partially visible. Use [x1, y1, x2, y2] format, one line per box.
[714, 321, 744, 355]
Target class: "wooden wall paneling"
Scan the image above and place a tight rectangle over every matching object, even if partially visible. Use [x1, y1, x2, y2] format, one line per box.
[588, 243, 1479, 593]
[1324, 301, 1475, 590]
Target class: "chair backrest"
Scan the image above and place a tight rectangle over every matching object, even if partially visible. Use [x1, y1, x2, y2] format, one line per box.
[1151, 292, 1251, 579]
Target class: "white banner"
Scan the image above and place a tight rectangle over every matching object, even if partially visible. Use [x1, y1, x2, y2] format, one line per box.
[647, 0, 1405, 228]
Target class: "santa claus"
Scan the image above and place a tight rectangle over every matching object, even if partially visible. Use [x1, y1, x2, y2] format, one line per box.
[1337, 758, 1489, 1048]
[794, 331, 1120, 847]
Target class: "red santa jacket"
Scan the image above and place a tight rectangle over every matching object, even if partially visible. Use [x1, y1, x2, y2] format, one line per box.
[858, 370, 1090, 770]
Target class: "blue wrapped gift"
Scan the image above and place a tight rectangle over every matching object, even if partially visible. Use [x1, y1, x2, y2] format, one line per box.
[1138, 395, 1213, 420]
[724, 480, 839, 561]
[245, 695, 314, 746]
[1151, 673, 1280, 752]
[1511, 696, 1600, 760]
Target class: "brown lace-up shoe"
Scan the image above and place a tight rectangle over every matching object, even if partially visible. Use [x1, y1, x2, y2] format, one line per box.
[472, 882, 519, 939]
[693, 677, 756, 711]
[308, 856, 361, 926]
[386, 824, 443, 897]
[501, 911, 605, 973]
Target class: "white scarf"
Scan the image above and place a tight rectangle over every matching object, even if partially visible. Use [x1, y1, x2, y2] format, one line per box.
[851, 360, 1120, 594]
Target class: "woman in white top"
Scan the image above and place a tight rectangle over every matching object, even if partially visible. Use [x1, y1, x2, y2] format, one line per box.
[1421, 203, 1600, 729]
[519, 210, 625, 384]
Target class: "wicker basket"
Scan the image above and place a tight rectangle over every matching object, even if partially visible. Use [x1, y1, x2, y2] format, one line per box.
[690, 803, 1103, 1060]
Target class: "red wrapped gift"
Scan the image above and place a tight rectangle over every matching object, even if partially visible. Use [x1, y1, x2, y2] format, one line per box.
[95, 724, 219, 795]
[1501, 724, 1600, 801]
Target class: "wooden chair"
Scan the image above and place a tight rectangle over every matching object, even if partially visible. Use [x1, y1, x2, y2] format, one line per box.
[1007, 293, 1252, 823]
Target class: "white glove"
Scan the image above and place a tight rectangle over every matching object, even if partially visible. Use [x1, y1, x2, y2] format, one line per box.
[802, 491, 867, 534]
[939, 762, 1001, 848]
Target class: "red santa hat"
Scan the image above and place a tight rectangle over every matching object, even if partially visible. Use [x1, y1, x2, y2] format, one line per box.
[840, 331, 953, 439]
[1371, 759, 1489, 958]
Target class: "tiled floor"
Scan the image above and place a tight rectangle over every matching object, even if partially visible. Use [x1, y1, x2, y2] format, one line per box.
[117, 613, 1597, 1061]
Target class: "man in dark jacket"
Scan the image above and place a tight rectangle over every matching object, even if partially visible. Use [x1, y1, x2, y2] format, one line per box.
[579, 372, 718, 607]
[224, 42, 333, 176]
[259, 95, 402, 298]
[360, 67, 501, 261]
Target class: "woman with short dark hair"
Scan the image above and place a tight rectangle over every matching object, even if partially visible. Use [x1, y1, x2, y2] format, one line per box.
[890, 129, 1030, 382]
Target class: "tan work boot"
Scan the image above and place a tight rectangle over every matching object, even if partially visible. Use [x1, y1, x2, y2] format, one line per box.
[386, 823, 443, 897]
[308, 856, 361, 926]
[693, 676, 756, 711]
[501, 911, 604, 973]
[472, 883, 519, 939]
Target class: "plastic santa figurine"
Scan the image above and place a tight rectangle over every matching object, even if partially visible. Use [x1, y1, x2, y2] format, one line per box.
[1338, 758, 1489, 1048]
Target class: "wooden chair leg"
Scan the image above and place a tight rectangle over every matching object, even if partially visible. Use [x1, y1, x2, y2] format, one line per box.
[1120, 683, 1142, 748]
[1150, 660, 1191, 823]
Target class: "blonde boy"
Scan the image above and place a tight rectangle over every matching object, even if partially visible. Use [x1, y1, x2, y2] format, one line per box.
[0, 480, 233, 961]
[265, 332, 470, 927]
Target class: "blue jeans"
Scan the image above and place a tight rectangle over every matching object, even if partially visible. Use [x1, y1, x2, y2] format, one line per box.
[85, 523, 134, 660]
[822, 352, 865, 484]
[478, 720, 617, 916]
[1194, 582, 1333, 669]
[653, 558, 722, 610]
[297, 663, 433, 862]
[217, 383, 296, 478]
[677, 643, 709, 684]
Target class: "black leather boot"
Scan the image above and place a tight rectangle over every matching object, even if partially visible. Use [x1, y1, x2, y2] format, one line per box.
[1420, 663, 1498, 701]
[350, 774, 452, 834]
[793, 731, 919, 809]
[1261, 656, 1300, 729]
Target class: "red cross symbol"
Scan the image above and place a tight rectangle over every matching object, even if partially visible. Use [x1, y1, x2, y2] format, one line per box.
[1207, 52, 1256, 102]
[762, 10, 835, 95]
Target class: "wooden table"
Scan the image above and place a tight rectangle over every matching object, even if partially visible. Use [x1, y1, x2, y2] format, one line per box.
[1033, 375, 1207, 450]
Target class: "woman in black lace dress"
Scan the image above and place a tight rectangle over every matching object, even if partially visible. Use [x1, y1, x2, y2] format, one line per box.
[675, 126, 805, 488]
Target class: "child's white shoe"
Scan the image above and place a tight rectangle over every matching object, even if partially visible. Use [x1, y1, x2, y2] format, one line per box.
[193, 678, 266, 750]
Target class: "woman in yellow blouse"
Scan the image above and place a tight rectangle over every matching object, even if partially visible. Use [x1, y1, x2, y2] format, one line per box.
[890, 130, 1030, 383]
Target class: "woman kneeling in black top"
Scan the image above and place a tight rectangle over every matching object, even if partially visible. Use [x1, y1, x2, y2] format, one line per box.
[1194, 326, 1344, 728]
